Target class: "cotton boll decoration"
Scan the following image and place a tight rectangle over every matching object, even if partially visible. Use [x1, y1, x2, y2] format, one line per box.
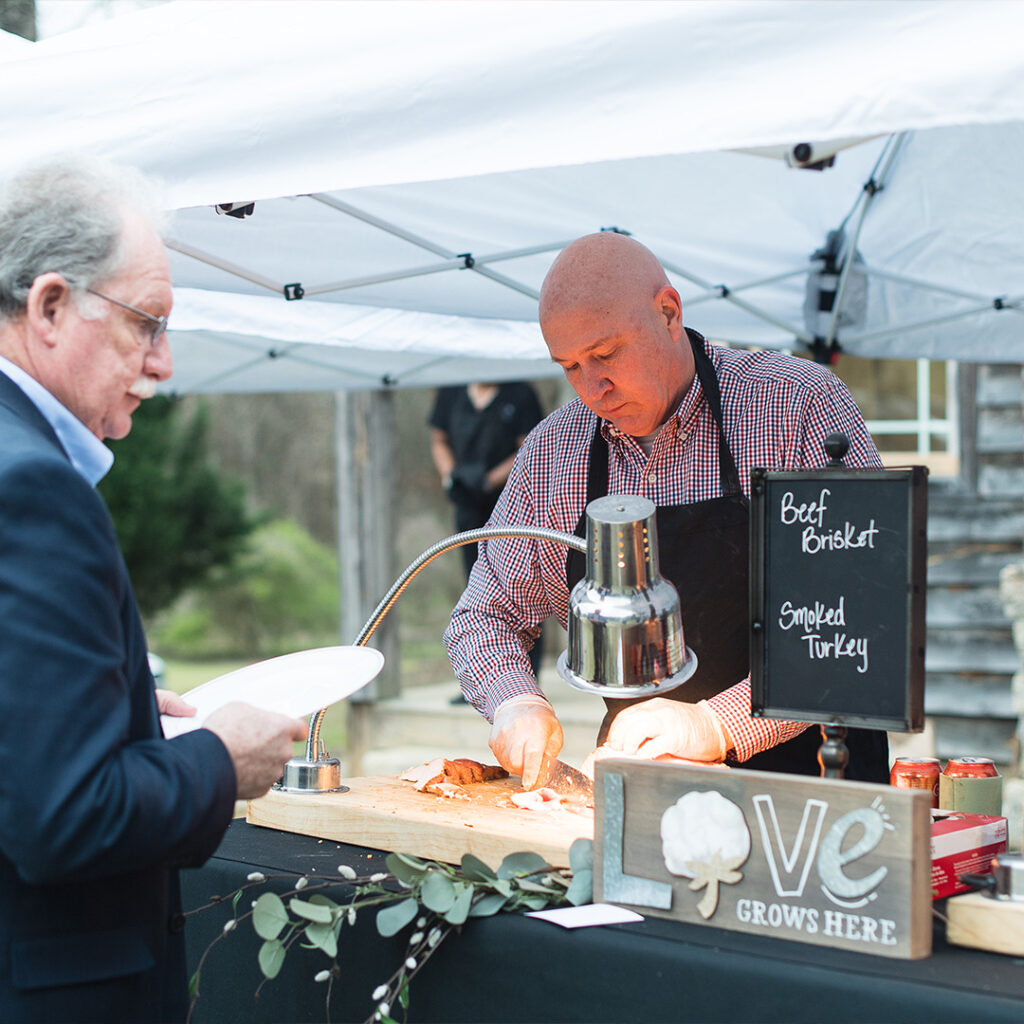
[661, 791, 751, 919]
[661, 791, 750, 875]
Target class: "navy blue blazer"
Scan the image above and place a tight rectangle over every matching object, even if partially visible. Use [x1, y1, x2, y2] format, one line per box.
[0, 370, 236, 1023]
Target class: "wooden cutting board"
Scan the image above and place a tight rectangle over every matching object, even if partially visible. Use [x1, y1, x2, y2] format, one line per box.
[247, 775, 593, 868]
[947, 891, 1024, 956]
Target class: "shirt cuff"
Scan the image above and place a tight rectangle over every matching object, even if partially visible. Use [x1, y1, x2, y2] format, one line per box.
[479, 672, 545, 723]
[706, 681, 809, 762]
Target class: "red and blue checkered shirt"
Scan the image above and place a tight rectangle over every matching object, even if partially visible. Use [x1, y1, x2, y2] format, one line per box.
[444, 338, 883, 761]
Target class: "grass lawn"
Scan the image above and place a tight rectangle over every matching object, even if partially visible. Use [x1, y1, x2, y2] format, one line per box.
[159, 658, 249, 695]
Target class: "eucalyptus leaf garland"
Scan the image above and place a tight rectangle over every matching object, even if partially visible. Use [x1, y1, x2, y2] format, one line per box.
[187, 838, 593, 1024]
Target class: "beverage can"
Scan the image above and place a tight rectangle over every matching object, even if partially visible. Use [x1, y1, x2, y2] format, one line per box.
[939, 757, 1003, 815]
[943, 757, 999, 779]
[890, 757, 940, 806]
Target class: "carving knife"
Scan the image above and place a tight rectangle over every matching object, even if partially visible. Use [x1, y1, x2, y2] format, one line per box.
[543, 759, 594, 798]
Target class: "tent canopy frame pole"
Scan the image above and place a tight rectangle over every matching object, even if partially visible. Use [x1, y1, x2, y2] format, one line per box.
[684, 265, 815, 307]
[659, 255, 814, 343]
[823, 133, 907, 349]
[309, 193, 542, 300]
[165, 238, 283, 294]
[842, 298, 1022, 347]
[864, 266, 993, 303]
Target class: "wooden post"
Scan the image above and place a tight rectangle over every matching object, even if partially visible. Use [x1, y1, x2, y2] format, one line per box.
[335, 390, 399, 776]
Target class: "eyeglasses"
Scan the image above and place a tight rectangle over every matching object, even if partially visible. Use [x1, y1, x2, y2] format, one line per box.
[84, 287, 168, 348]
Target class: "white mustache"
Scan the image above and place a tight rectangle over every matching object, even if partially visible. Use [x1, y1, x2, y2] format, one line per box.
[128, 376, 157, 400]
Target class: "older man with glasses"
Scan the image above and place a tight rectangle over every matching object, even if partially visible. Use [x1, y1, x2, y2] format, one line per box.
[0, 156, 307, 1024]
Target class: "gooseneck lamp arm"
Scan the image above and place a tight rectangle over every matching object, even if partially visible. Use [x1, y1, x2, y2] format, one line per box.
[303, 525, 587, 764]
[278, 495, 695, 794]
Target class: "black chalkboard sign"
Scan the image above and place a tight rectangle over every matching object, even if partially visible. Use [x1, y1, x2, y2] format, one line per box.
[750, 465, 927, 732]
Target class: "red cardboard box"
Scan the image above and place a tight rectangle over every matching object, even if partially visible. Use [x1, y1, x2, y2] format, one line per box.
[930, 811, 1007, 900]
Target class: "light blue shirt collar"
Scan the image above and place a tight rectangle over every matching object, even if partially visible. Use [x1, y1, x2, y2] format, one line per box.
[0, 354, 114, 486]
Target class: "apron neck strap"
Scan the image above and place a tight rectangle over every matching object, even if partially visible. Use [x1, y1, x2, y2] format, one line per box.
[687, 328, 742, 497]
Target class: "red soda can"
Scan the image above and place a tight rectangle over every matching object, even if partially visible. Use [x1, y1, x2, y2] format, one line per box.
[890, 757, 940, 806]
[943, 756, 999, 779]
[940, 757, 1002, 815]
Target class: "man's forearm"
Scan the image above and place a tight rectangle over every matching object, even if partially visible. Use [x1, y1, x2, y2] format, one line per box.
[429, 429, 455, 482]
[706, 680, 809, 761]
[445, 600, 545, 722]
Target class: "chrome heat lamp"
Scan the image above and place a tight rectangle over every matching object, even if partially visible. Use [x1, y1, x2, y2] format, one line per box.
[277, 494, 696, 792]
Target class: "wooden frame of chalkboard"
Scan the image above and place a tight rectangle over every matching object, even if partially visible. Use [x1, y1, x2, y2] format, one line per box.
[750, 466, 927, 732]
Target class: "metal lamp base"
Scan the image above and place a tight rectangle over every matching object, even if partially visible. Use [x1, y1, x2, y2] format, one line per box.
[555, 646, 699, 697]
[274, 755, 350, 794]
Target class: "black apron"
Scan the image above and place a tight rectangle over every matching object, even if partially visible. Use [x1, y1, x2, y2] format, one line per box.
[565, 329, 889, 781]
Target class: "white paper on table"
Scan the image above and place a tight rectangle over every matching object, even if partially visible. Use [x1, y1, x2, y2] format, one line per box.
[525, 904, 645, 929]
[160, 645, 385, 738]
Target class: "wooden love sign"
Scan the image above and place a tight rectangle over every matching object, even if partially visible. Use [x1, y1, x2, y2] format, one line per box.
[594, 760, 932, 959]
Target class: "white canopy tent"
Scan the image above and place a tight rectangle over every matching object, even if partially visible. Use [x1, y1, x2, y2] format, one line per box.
[0, 28, 30, 53]
[2, 0, 1024, 393]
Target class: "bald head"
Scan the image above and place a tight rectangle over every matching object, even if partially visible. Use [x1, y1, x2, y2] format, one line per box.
[538, 233, 694, 437]
[539, 232, 671, 328]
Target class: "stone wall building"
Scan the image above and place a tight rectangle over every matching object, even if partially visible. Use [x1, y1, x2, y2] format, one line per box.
[925, 364, 1023, 770]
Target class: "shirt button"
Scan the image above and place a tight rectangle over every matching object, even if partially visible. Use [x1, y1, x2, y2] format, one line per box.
[647, 472, 657, 484]
[678, 429, 689, 441]
[168, 913, 186, 934]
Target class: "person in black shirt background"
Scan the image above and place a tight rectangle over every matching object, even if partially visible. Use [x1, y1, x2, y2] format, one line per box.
[430, 381, 545, 695]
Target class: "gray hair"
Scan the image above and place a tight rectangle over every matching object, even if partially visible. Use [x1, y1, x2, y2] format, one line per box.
[0, 154, 168, 323]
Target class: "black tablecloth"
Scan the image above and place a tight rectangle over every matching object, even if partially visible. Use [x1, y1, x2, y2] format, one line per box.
[182, 820, 1024, 1024]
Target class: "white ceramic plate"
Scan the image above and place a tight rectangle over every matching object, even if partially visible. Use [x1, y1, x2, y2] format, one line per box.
[160, 645, 385, 738]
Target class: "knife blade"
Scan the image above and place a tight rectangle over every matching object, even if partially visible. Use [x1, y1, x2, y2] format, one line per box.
[543, 759, 594, 799]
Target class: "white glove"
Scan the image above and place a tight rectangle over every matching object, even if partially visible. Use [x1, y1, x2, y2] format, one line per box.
[490, 695, 564, 790]
[605, 698, 730, 762]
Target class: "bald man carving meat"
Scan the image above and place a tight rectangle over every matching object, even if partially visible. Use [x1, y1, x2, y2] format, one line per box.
[443, 232, 888, 790]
